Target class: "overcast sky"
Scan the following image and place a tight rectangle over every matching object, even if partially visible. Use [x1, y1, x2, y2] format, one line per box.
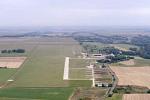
[0, 0, 150, 26]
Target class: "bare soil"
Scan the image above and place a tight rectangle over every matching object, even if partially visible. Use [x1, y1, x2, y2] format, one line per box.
[123, 94, 150, 100]
[0, 57, 26, 68]
[111, 67, 150, 89]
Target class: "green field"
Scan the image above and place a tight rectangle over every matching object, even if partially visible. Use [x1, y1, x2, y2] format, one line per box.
[134, 59, 150, 66]
[69, 68, 90, 79]
[0, 87, 73, 100]
[0, 37, 82, 87]
[109, 43, 139, 51]
[82, 42, 139, 54]
[111, 58, 150, 67]
[69, 80, 92, 87]
[0, 69, 17, 85]
[69, 59, 94, 68]
[82, 42, 110, 48]
[0, 37, 91, 100]
[69, 59, 95, 80]
[82, 42, 139, 50]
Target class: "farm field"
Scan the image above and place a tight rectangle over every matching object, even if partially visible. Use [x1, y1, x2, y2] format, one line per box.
[133, 59, 150, 66]
[123, 94, 150, 100]
[110, 67, 150, 88]
[82, 42, 110, 48]
[119, 59, 135, 66]
[111, 58, 150, 67]
[0, 57, 26, 68]
[82, 42, 139, 51]
[0, 87, 73, 100]
[109, 44, 139, 51]
[71, 87, 107, 100]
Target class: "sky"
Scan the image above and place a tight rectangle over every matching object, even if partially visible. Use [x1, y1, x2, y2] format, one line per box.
[0, 0, 150, 26]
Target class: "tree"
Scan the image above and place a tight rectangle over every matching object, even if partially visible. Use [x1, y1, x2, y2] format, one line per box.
[147, 90, 150, 93]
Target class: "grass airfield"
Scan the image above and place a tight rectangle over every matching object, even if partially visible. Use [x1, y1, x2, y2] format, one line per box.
[0, 37, 91, 100]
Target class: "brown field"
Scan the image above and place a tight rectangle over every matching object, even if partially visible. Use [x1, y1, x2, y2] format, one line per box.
[0, 57, 26, 68]
[111, 67, 150, 88]
[119, 59, 135, 66]
[123, 94, 150, 100]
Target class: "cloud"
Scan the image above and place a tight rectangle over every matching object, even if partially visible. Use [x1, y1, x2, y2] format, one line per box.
[0, 0, 150, 26]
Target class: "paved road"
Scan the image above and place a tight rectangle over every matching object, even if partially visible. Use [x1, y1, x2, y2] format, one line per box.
[63, 57, 69, 80]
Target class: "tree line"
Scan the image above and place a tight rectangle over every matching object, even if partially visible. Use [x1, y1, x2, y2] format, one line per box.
[1, 49, 25, 54]
[131, 35, 150, 59]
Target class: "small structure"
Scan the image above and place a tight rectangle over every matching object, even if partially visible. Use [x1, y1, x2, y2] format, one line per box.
[81, 52, 88, 58]
[7, 79, 14, 82]
[95, 82, 109, 87]
[95, 83, 103, 87]
[92, 54, 103, 57]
